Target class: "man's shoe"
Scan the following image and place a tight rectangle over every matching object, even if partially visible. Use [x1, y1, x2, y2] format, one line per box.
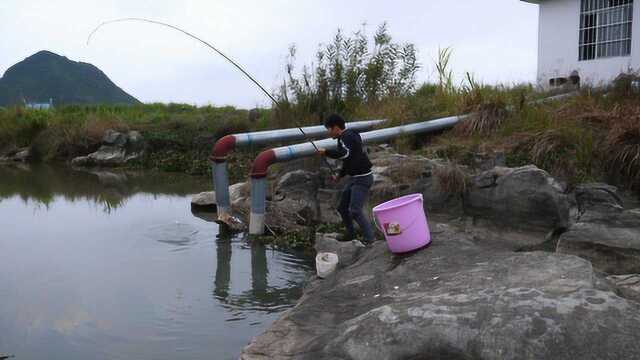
[361, 238, 375, 247]
[351, 240, 366, 248]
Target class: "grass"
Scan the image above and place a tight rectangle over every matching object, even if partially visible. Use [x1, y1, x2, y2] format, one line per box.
[2, 31, 640, 195]
[433, 162, 469, 195]
[0, 103, 264, 175]
[3, 75, 640, 193]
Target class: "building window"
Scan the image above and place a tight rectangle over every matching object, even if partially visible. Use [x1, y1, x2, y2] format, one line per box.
[579, 0, 634, 61]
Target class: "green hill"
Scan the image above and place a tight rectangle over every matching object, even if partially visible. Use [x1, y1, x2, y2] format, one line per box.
[0, 50, 139, 106]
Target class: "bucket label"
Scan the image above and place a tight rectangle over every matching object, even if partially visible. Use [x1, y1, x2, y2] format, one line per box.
[384, 222, 402, 236]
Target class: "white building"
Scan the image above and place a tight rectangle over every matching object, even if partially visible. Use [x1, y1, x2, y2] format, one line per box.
[523, 0, 637, 87]
[24, 98, 54, 110]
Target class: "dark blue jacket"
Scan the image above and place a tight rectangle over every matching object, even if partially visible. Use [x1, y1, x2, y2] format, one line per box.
[326, 129, 372, 177]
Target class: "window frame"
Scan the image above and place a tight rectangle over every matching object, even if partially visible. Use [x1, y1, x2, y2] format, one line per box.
[579, 0, 634, 61]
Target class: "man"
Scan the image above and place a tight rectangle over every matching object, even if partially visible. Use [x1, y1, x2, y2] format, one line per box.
[318, 114, 375, 245]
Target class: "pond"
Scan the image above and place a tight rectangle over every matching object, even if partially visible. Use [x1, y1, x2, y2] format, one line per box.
[0, 165, 313, 360]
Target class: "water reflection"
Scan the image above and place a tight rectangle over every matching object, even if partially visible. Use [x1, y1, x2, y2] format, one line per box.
[212, 235, 311, 318]
[0, 164, 209, 212]
[0, 164, 312, 360]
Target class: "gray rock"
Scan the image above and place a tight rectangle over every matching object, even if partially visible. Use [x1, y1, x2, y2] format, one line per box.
[556, 183, 640, 275]
[369, 153, 462, 215]
[316, 189, 342, 224]
[124, 151, 143, 163]
[574, 183, 624, 222]
[0, 144, 18, 157]
[191, 191, 216, 209]
[229, 182, 250, 208]
[190, 182, 249, 212]
[465, 165, 570, 232]
[126, 131, 145, 153]
[103, 129, 127, 147]
[315, 233, 364, 269]
[71, 145, 126, 167]
[608, 274, 640, 303]
[12, 149, 30, 162]
[275, 170, 317, 196]
[1, 147, 30, 162]
[472, 151, 506, 171]
[557, 209, 640, 275]
[127, 130, 143, 144]
[249, 170, 320, 233]
[242, 225, 640, 360]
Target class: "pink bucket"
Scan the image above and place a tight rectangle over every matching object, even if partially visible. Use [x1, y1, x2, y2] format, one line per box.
[372, 193, 431, 253]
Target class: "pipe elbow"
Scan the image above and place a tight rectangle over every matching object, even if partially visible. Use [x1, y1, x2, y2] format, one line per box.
[251, 149, 276, 178]
[210, 135, 237, 162]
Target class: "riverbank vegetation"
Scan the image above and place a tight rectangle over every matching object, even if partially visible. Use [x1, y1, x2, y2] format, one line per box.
[276, 23, 640, 191]
[1, 24, 639, 191]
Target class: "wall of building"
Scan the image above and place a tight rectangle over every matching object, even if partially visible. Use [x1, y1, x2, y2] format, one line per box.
[537, 0, 639, 87]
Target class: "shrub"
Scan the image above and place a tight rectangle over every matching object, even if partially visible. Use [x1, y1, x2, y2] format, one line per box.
[606, 115, 640, 186]
[433, 162, 468, 195]
[275, 23, 420, 122]
[610, 72, 640, 100]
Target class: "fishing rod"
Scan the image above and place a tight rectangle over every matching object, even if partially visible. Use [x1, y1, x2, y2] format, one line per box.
[87, 17, 337, 176]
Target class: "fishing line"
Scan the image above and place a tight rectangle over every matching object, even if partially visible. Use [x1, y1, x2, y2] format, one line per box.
[87, 17, 337, 175]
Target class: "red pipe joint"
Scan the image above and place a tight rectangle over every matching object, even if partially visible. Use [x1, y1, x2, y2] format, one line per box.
[210, 135, 237, 162]
[250, 149, 277, 178]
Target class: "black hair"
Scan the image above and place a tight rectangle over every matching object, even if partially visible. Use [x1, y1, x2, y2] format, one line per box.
[323, 113, 346, 130]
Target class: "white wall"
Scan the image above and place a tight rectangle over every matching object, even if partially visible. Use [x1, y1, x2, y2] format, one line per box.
[537, 0, 639, 87]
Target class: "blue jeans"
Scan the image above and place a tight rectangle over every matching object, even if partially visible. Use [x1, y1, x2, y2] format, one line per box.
[337, 174, 374, 243]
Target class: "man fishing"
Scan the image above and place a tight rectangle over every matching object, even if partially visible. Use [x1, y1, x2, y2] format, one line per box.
[318, 114, 375, 245]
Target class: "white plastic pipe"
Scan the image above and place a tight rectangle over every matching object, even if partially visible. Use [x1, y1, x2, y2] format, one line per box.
[210, 119, 384, 219]
[231, 119, 384, 148]
[248, 115, 468, 234]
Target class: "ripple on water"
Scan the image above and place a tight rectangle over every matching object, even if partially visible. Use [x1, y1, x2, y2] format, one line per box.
[146, 221, 202, 252]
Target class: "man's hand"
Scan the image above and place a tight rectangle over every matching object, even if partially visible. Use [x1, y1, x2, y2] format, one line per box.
[317, 148, 327, 156]
[330, 174, 340, 183]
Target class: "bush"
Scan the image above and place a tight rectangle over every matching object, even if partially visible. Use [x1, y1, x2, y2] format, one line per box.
[275, 23, 421, 123]
[606, 115, 640, 186]
[610, 72, 640, 100]
[433, 162, 468, 195]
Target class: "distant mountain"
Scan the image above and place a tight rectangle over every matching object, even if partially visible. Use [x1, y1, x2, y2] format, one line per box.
[0, 50, 139, 106]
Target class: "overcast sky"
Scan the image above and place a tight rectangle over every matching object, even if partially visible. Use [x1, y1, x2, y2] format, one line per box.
[0, 0, 540, 108]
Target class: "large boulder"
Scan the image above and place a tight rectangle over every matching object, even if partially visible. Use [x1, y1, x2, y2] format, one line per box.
[71, 130, 144, 167]
[572, 183, 624, 222]
[369, 152, 463, 216]
[241, 225, 640, 360]
[103, 129, 128, 147]
[557, 184, 640, 275]
[71, 145, 126, 166]
[191, 191, 217, 211]
[0, 147, 30, 163]
[263, 170, 320, 233]
[608, 274, 640, 303]
[464, 165, 570, 232]
[190, 182, 249, 212]
[315, 233, 366, 269]
[126, 130, 145, 153]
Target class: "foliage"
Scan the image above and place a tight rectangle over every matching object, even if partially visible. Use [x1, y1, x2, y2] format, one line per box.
[275, 23, 420, 123]
[433, 162, 469, 195]
[0, 103, 254, 175]
[606, 112, 640, 187]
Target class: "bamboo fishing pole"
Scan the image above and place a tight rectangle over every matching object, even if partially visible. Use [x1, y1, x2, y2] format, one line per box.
[87, 17, 338, 175]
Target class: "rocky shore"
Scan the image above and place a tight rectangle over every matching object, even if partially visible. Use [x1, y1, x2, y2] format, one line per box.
[221, 147, 640, 360]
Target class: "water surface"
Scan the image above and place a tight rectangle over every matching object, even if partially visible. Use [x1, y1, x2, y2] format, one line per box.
[0, 165, 312, 360]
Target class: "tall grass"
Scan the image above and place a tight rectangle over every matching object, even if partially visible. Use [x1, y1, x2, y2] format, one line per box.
[274, 23, 421, 125]
[0, 103, 255, 174]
